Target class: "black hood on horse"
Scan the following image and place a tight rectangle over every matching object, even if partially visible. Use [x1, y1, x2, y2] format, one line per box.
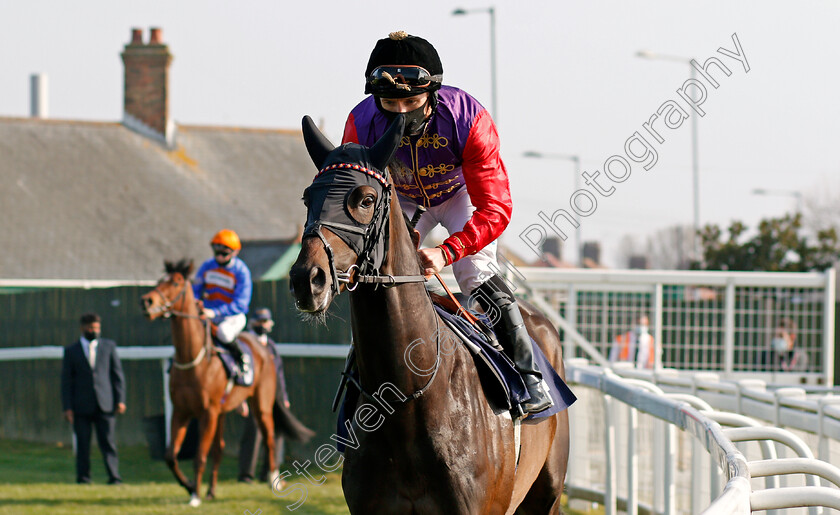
[300, 115, 404, 280]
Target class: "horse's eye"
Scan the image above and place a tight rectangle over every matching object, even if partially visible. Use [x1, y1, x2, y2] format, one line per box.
[361, 195, 375, 209]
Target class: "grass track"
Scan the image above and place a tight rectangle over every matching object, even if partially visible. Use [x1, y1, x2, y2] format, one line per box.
[0, 439, 344, 514]
[0, 439, 588, 514]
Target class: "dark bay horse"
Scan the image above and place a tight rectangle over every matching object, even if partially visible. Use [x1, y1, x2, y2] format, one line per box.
[141, 259, 278, 506]
[289, 115, 570, 514]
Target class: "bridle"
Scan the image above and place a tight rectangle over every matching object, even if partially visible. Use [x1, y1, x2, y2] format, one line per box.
[148, 275, 211, 370]
[303, 163, 427, 296]
[147, 279, 191, 319]
[304, 163, 442, 405]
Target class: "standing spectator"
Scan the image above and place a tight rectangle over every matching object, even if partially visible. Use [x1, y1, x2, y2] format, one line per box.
[61, 313, 126, 484]
[771, 318, 806, 371]
[238, 307, 314, 483]
[609, 314, 656, 369]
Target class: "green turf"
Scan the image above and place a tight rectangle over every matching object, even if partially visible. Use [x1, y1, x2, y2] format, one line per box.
[0, 439, 345, 514]
[0, 439, 589, 514]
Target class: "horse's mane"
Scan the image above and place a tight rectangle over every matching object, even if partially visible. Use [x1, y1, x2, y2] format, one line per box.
[164, 258, 195, 279]
[400, 210, 425, 270]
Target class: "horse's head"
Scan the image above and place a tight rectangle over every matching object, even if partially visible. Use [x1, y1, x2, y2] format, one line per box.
[289, 115, 404, 313]
[141, 259, 196, 320]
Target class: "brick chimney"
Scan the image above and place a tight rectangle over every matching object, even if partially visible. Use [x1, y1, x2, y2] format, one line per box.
[121, 27, 175, 146]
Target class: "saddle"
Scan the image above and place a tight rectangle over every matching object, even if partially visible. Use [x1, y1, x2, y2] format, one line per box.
[214, 337, 255, 387]
[431, 300, 575, 421]
[332, 285, 576, 451]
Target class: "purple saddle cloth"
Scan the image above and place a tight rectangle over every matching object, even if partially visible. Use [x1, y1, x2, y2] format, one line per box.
[217, 339, 254, 387]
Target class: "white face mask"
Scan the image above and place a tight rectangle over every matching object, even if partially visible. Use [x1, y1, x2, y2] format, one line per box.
[772, 336, 789, 352]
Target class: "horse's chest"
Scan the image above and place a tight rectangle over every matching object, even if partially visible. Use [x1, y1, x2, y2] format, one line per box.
[170, 386, 209, 413]
[343, 419, 514, 513]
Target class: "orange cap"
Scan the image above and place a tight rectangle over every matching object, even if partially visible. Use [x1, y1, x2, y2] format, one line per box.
[210, 229, 241, 250]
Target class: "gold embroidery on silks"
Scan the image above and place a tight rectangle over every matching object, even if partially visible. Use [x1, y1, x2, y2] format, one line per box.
[417, 163, 455, 179]
[395, 190, 423, 199]
[425, 184, 461, 200]
[390, 160, 414, 180]
[394, 183, 420, 191]
[416, 133, 448, 149]
[426, 177, 459, 189]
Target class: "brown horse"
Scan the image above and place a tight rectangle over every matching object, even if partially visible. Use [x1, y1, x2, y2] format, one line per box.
[141, 259, 278, 506]
[289, 116, 570, 514]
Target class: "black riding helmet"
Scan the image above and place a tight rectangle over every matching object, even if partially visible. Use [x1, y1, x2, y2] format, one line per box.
[364, 31, 443, 98]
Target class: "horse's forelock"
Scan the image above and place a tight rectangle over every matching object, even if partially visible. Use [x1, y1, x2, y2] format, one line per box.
[163, 259, 194, 279]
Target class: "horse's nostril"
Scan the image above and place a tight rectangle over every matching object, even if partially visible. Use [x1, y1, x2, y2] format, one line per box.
[310, 267, 326, 290]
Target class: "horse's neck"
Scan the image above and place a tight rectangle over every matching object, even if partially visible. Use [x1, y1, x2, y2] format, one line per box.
[171, 285, 207, 366]
[350, 196, 442, 393]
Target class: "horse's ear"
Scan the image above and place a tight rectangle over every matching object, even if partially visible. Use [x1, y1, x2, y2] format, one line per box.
[301, 115, 335, 169]
[186, 259, 195, 278]
[369, 114, 404, 172]
[164, 260, 174, 274]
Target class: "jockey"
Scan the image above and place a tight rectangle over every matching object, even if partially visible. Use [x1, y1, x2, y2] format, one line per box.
[342, 31, 553, 414]
[193, 229, 253, 375]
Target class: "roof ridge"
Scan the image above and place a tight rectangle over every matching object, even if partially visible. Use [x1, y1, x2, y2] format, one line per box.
[0, 116, 121, 127]
[178, 123, 300, 135]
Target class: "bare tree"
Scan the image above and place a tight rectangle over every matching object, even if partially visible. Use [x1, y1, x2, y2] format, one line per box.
[645, 224, 694, 270]
[613, 234, 643, 269]
[803, 178, 840, 237]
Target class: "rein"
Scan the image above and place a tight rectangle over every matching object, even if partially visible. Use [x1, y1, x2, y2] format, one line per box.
[152, 279, 211, 370]
[343, 312, 442, 406]
[337, 264, 427, 291]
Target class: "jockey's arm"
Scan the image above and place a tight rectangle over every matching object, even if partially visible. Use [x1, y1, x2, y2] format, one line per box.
[439, 109, 512, 264]
[191, 261, 208, 299]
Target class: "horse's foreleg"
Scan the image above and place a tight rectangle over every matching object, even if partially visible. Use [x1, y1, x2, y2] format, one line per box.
[255, 404, 278, 488]
[206, 413, 225, 500]
[193, 409, 219, 504]
[165, 413, 194, 495]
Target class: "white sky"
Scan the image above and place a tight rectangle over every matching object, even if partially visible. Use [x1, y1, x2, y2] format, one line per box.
[3, 1, 838, 267]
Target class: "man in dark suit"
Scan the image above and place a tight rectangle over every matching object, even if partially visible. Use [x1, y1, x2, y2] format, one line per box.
[61, 312, 126, 484]
[237, 308, 314, 483]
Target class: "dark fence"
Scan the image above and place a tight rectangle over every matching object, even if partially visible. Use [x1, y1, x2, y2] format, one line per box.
[0, 279, 352, 462]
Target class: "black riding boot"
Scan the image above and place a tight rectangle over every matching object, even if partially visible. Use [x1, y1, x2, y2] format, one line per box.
[474, 275, 554, 415]
[220, 339, 250, 376]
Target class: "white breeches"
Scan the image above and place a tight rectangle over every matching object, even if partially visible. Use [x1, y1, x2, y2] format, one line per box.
[216, 313, 247, 343]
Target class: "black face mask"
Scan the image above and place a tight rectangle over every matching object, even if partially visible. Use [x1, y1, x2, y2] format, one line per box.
[252, 326, 267, 336]
[84, 331, 100, 341]
[377, 94, 436, 136]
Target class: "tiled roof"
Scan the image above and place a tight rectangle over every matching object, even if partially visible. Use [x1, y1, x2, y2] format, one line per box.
[0, 117, 314, 280]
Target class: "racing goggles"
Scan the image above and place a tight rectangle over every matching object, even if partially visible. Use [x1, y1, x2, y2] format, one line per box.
[212, 244, 234, 257]
[366, 65, 441, 95]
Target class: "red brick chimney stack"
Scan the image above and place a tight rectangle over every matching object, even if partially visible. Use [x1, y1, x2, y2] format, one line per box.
[121, 27, 174, 145]
[130, 28, 143, 45]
